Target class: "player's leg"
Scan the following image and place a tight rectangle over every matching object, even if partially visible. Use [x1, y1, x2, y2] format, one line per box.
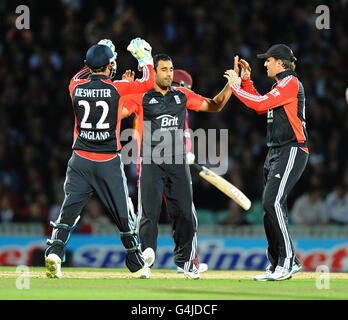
[162, 192, 207, 274]
[92, 155, 154, 275]
[45, 153, 93, 278]
[273, 147, 308, 273]
[138, 161, 166, 253]
[261, 151, 279, 272]
[165, 162, 199, 279]
[263, 146, 308, 280]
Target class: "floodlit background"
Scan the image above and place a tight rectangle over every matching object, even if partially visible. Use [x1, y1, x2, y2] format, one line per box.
[0, 0, 348, 271]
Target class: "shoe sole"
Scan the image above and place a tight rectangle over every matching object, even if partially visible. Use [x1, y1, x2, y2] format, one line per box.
[253, 277, 270, 281]
[45, 258, 61, 279]
[184, 271, 200, 280]
[177, 265, 208, 274]
[184, 274, 200, 280]
[132, 265, 152, 279]
[268, 275, 292, 281]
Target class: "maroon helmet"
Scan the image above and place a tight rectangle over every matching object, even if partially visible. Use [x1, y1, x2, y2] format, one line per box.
[173, 69, 193, 89]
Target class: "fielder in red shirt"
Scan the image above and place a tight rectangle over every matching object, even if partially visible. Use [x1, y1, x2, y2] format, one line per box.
[224, 44, 308, 281]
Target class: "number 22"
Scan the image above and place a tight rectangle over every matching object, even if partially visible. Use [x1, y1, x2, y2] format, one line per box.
[78, 100, 110, 129]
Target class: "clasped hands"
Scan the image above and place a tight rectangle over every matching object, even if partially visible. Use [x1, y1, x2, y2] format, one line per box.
[224, 56, 251, 87]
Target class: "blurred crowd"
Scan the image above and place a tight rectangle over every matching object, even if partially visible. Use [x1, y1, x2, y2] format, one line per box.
[0, 0, 348, 231]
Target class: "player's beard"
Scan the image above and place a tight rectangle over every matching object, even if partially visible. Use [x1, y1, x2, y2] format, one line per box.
[157, 77, 173, 90]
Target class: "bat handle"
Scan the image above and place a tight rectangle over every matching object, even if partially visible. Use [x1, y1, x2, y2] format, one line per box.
[191, 163, 202, 172]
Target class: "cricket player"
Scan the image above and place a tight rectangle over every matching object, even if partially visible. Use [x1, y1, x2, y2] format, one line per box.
[224, 44, 308, 281]
[45, 38, 156, 279]
[170, 69, 208, 274]
[120, 54, 233, 279]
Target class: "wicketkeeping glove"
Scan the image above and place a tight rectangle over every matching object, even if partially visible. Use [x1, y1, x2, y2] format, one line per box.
[127, 37, 153, 68]
[98, 39, 115, 53]
[98, 38, 118, 79]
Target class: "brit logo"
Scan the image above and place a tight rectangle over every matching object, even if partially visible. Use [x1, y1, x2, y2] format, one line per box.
[174, 95, 181, 104]
[149, 98, 159, 104]
[156, 114, 178, 127]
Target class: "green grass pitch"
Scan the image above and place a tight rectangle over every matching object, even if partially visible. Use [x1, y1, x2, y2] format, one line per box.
[1, 266, 348, 300]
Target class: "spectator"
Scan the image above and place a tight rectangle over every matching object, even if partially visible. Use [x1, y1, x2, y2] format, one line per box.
[79, 198, 110, 233]
[291, 186, 327, 226]
[0, 194, 16, 223]
[220, 201, 248, 225]
[324, 183, 348, 225]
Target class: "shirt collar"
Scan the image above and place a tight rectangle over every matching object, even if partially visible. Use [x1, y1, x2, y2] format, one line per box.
[276, 70, 297, 81]
[89, 74, 109, 80]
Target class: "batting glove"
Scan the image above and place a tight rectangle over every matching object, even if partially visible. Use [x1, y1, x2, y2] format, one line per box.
[127, 37, 153, 68]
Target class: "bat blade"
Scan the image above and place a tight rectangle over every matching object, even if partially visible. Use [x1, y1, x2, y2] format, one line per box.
[198, 165, 251, 210]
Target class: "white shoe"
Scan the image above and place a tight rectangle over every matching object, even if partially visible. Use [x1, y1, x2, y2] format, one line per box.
[143, 247, 155, 267]
[132, 248, 155, 279]
[139, 268, 151, 279]
[253, 270, 273, 281]
[290, 262, 302, 275]
[184, 265, 200, 280]
[268, 265, 292, 281]
[253, 264, 273, 281]
[45, 253, 62, 279]
[177, 263, 208, 273]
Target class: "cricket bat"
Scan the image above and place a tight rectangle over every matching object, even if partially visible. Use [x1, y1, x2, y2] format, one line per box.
[191, 164, 251, 211]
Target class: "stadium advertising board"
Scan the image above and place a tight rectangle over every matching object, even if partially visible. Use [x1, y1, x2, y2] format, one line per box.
[0, 235, 347, 272]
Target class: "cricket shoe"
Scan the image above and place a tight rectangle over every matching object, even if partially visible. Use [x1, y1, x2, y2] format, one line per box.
[139, 268, 151, 279]
[253, 264, 274, 281]
[268, 265, 292, 281]
[45, 253, 62, 279]
[177, 263, 208, 274]
[290, 262, 302, 275]
[184, 265, 200, 280]
[253, 270, 273, 281]
[132, 248, 155, 279]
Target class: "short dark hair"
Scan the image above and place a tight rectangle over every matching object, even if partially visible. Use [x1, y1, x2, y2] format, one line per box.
[89, 65, 107, 73]
[153, 54, 172, 71]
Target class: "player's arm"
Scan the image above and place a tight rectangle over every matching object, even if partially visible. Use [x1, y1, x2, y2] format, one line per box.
[68, 66, 91, 98]
[237, 58, 261, 96]
[178, 84, 232, 113]
[241, 78, 261, 96]
[119, 93, 143, 119]
[224, 70, 298, 113]
[115, 38, 155, 96]
[114, 64, 155, 96]
[199, 82, 233, 112]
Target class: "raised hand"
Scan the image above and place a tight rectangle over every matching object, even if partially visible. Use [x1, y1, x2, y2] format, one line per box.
[122, 69, 135, 81]
[239, 59, 251, 80]
[224, 69, 241, 86]
[127, 38, 153, 69]
[234, 55, 240, 76]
